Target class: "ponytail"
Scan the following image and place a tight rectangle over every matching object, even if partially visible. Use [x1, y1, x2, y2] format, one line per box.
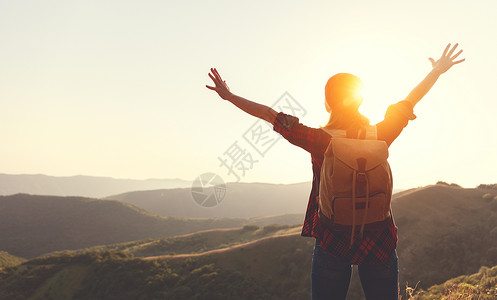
[323, 108, 370, 138]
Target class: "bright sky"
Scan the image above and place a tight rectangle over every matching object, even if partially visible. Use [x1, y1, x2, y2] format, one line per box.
[0, 0, 496, 190]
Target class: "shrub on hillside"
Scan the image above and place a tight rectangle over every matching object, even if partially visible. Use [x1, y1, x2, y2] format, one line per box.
[261, 224, 291, 233]
[478, 183, 497, 190]
[242, 225, 259, 231]
[413, 265, 497, 299]
[0, 251, 25, 268]
[482, 193, 493, 200]
[436, 181, 461, 188]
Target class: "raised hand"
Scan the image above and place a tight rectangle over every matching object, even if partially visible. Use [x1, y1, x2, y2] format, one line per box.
[429, 43, 465, 74]
[206, 67, 233, 100]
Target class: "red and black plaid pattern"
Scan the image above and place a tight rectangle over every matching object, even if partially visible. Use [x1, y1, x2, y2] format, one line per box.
[273, 100, 415, 265]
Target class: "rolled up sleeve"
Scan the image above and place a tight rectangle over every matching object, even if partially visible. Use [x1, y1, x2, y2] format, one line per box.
[376, 100, 416, 146]
[273, 112, 323, 154]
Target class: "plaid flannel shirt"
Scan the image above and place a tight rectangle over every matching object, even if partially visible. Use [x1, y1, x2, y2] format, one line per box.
[272, 100, 416, 265]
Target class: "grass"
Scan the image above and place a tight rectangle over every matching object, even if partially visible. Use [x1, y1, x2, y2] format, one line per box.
[411, 265, 497, 299]
[77, 224, 301, 258]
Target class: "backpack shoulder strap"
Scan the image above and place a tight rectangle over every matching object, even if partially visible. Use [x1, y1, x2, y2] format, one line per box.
[363, 125, 378, 140]
[320, 125, 378, 140]
[319, 127, 346, 138]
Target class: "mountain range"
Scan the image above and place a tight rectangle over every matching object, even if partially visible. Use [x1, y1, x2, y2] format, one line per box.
[1, 182, 497, 299]
[0, 173, 192, 198]
[107, 181, 313, 218]
[0, 194, 303, 259]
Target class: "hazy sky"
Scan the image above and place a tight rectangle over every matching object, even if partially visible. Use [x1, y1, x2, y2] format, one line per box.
[1, 0, 496, 189]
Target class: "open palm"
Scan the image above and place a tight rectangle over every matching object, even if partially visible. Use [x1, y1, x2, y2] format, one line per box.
[206, 68, 232, 100]
[429, 43, 465, 74]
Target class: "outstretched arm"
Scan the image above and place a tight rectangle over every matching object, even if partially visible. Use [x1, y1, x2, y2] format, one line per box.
[206, 68, 278, 124]
[405, 43, 465, 108]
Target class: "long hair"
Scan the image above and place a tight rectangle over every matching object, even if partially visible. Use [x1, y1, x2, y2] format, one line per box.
[321, 73, 370, 137]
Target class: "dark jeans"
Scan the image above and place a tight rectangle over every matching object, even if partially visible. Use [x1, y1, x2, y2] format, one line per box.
[311, 239, 399, 300]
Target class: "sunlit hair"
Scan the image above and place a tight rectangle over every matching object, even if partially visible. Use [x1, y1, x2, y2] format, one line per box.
[322, 73, 370, 136]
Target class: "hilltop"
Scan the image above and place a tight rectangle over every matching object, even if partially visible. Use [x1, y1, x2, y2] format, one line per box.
[1, 183, 497, 299]
[0, 235, 315, 300]
[7, 228, 496, 300]
[0, 194, 303, 259]
[392, 183, 497, 289]
[413, 265, 497, 299]
[0, 173, 191, 198]
[0, 252, 25, 268]
[107, 181, 312, 218]
[79, 224, 300, 258]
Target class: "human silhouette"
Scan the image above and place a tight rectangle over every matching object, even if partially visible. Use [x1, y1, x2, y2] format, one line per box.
[206, 43, 465, 300]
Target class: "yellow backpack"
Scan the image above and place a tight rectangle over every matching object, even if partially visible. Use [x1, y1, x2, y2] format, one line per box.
[318, 125, 393, 247]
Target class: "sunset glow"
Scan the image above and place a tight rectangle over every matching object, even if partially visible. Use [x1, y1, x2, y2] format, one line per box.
[0, 1, 495, 190]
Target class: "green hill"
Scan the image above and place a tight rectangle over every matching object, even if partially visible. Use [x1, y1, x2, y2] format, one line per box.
[0, 252, 25, 268]
[81, 224, 301, 258]
[1, 183, 497, 299]
[412, 265, 497, 299]
[0, 194, 302, 259]
[1, 234, 496, 300]
[0, 235, 315, 300]
[392, 184, 497, 289]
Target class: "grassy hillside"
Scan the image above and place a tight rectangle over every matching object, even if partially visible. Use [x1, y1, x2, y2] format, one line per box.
[393, 184, 497, 289]
[1, 236, 495, 300]
[82, 224, 301, 258]
[0, 236, 316, 300]
[0, 194, 302, 259]
[0, 252, 25, 268]
[413, 265, 497, 299]
[1, 183, 497, 299]
[106, 181, 312, 218]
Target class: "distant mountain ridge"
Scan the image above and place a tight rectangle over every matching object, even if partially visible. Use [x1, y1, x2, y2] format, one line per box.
[0, 173, 192, 198]
[0, 173, 403, 214]
[107, 181, 313, 218]
[107, 182, 404, 219]
[1, 183, 497, 299]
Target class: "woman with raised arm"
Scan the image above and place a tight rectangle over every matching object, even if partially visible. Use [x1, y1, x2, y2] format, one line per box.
[206, 43, 464, 300]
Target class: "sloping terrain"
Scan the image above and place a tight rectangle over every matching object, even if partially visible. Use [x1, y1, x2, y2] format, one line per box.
[393, 184, 497, 289]
[0, 235, 315, 300]
[106, 181, 312, 218]
[0, 173, 191, 198]
[1, 184, 497, 299]
[0, 252, 25, 268]
[0, 194, 301, 259]
[83, 224, 301, 258]
[413, 265, 497, 299]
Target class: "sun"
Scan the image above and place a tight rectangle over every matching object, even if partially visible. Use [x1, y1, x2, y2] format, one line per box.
[358, 84, 388, 124]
